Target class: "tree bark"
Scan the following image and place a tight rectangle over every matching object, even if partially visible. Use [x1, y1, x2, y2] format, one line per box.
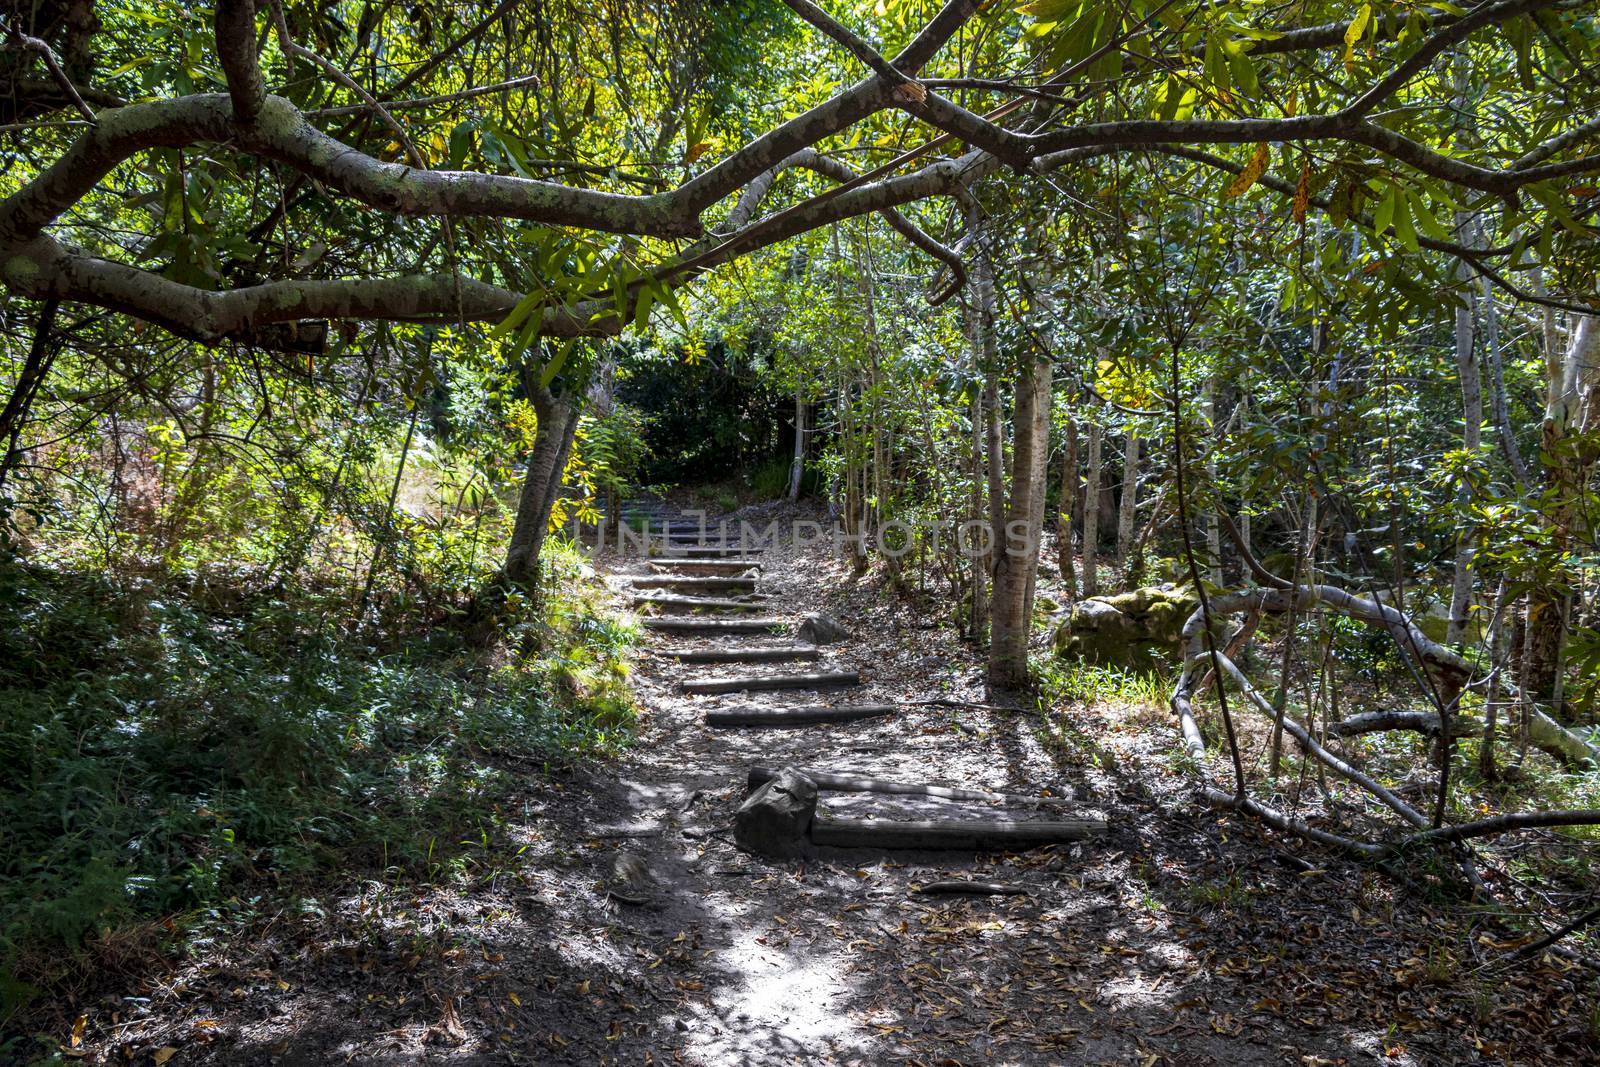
[1057, 412, 1079, 602]
[1526, 313, 1600, 703]
[0, 298, 60, 498]
[787, 385, 806, 499]
[502, 384, 579, 589]
[1116, 430, 1140, 569]
[1082, 420, 1103, 596]
[1446, 225, 1482, 645]
[989, 325, 1052, 690]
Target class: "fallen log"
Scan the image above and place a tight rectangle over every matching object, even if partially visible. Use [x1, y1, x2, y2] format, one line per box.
[685, 671, 859, 695]
[914, 881, 1029, 896]
[705, 703, 895, 727]
[810, 816, 1107, 850]
[747, 765, 1014, 804]
[669, 645, 818, 664]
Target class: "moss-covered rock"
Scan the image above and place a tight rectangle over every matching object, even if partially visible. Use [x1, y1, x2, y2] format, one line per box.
[1051, 585, 1201, 669]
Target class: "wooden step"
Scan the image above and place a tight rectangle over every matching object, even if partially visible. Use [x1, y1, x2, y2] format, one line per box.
[705, 703, 894, 727]
[630, 575, 758, 593]
[650, 559, 763, 574]
[809, 816, 1108, 850]
[667, 646, 818, 664]
[632, 594, 766, 612]
[664, 546, 761, 558]
[644, 617, 785, 633]
[683, 670, 859, 695]
[746, 765, 1012, 804]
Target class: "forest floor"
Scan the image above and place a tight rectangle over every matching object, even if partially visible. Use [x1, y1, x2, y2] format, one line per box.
[53, 501, 1598, 1066]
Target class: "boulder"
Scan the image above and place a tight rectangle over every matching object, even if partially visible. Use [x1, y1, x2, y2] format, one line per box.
[1051, 584, 1201, 669]
[797, 613, 850, 645]
[734, 766, 818, 859]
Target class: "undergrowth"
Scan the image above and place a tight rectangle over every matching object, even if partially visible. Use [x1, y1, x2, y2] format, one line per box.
[0, 540, 635, 1028]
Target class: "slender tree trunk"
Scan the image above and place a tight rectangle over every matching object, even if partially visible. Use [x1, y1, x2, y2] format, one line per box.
[990, 339, 1051, 690]
[787, 386, 805, 500]
[1202, 376, 1222, 585]
[1116, 431, 1140, 570]
[969, 380, 988, 638]
[1478, 261, 1528, 486]
[1527, 313, 1600, 704]
[0, 298, 60, 500]
[1236, 388, 1251, 577]
[1082, 421, 1103, 597]
[1058, 412, 1078, 602]
[1447, 229, 1482, 645]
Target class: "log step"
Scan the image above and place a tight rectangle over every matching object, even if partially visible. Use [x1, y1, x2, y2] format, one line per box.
[644, 617, 785, 633]
[631, 575, 758, 593]
[668, 646, 819, 664]
[633, 594, 766, 612]
[650, 559, 764, 574]
[809, 816, 1107, 850]
[663, 546, 759, 558]
[684, 671, 858, 695]
[746, 765, 1011, 804]
[705, 703, 894, 727]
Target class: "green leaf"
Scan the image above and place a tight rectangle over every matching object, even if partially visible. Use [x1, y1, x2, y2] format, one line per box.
[540, 339, 576, 388]
[1372, 185, 1397, 236]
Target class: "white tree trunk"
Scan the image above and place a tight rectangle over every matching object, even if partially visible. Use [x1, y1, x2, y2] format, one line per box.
[1116, 431, 1140, 569]
[1082, 421, 1103, 596]
[787, 386, 805, 500]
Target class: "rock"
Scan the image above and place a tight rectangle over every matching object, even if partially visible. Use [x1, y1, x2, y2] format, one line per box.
[797, 613, 850, 645]
[733, 767, 817, 859]
[1050, 584, 1201, 669]
[606, 850, 655, 905]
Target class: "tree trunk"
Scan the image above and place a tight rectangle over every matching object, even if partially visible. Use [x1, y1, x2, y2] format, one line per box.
[1057, 412, 1078, 602]
[1202, 377, 1222, 585]
[1116, 431, 1140, 569]
[1526, 313, 1599, 703]
[1446, 232, 1482, 645]
[989, 333, 1052, 690]
[503, 384, 578, 589]
[1082, 420, 1103, 597]
[787, 386, 805, 500]
[0, 298, 60, 499]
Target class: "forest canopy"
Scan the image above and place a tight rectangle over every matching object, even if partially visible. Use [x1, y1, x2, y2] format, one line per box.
[2, 0, 1600, 1062]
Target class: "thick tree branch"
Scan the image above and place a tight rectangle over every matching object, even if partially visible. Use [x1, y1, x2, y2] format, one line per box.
[215, 0, 264, 123]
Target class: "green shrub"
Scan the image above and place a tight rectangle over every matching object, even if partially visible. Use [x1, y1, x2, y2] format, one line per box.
[0, 545, 634, 1022]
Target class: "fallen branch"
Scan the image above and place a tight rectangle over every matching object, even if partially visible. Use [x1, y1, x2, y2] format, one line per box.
[1213, 651, 1430, 829]
[914, 880, 1029, 896]
[1404, 808, 1600, 845]
[1327, 709, 1483, 738]
[1202, 788, 1385, 859]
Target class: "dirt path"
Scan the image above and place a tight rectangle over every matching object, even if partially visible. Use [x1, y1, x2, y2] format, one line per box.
[84, 501, 1598, 1065]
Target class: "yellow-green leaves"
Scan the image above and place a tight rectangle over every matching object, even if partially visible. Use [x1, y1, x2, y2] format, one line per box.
[1343, 4, 1373, 74]
[1224, 143, 1270, 198]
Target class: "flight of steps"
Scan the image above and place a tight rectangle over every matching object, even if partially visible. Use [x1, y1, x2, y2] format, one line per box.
[617, 500, 1108, 855]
